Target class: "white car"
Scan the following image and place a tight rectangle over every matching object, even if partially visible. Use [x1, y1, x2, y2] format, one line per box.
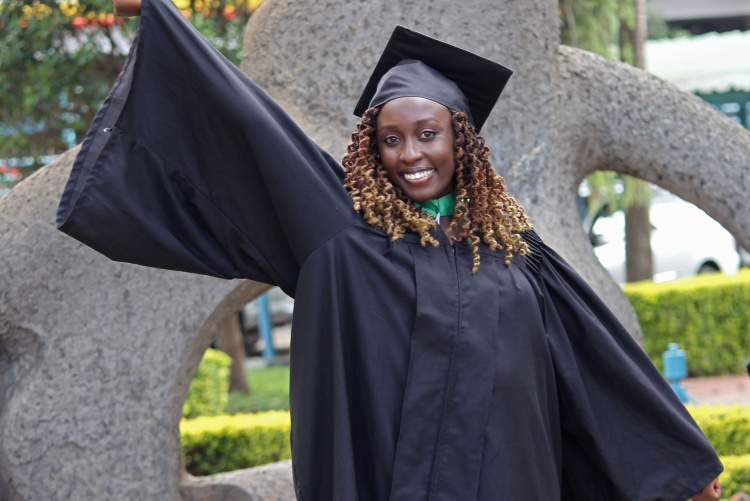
[740, 246, 750, 268]
[589, 196, 741, 283]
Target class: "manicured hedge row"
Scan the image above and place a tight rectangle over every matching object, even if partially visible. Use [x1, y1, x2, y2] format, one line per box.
[721, 454, 750, 498]
[688, 405, 750, 496]
[624, 270, 750, 376]
[179, 407, 750, 494]
[688, 405, 750, 457]
[183, 349, 232, 419]
[181, 411, 291, 476]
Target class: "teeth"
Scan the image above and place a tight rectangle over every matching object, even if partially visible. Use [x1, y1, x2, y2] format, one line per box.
[404, 169, 435, 181]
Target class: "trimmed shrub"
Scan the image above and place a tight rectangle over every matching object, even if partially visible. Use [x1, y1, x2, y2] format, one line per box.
[688, 405, 750, 495]
[720, 454, 750, 498]
[688, 405, 750, 456]
[624, 270, 750, 376]
[181, 411, 291, 476]
[178, 406, 750, 487]
[183, 349, 232, 419]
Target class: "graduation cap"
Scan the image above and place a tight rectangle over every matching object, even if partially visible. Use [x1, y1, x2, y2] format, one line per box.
[353, 25, 513, 133]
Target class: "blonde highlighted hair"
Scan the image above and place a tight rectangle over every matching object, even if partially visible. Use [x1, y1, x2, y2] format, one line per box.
[342, 107, 531, 272]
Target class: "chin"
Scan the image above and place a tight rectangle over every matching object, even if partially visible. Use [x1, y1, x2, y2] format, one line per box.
[406, 192, 431, 202]
[404, 191, 432, 203]
[399, 184, 446, 201]
[412, 188, 452, 203]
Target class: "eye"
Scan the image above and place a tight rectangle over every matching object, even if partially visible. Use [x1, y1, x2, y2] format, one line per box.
[382, 135, 400, 146]
[419, 130, 437, 140]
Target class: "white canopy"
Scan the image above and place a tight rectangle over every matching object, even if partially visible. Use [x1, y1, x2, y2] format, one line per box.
[649, 0, 750, 22]
[646, 30, 750, 94]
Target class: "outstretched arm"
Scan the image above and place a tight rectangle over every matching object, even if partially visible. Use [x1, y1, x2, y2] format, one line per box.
[58, 0, 356, 292]
[520, 230, 723, 500]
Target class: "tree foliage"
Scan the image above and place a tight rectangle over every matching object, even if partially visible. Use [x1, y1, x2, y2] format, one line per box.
[0, 0, 258, 192]
[559, 0, 623, 58]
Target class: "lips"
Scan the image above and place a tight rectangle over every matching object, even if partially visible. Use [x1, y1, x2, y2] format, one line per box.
[403, 168, 436, 181]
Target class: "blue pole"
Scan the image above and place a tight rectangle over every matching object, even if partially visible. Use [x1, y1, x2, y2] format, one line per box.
[257, 293, 277, 361]
[663, 343, 693, 404]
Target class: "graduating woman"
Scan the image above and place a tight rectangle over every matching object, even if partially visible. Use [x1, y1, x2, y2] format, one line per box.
[57, 0, 723, 499]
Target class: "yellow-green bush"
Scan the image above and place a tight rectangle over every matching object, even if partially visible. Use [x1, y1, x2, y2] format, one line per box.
[183, 349, 232, 419]
[181, 411, 291, 476]
[688, 405, 750, 496]
[688, 405, 750, 456]
[178, 406, 750, 490]
[721, 454, 750, 497]
[624, 270, 750, 376]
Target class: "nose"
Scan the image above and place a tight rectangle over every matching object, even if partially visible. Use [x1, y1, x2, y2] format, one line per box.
[399, 137, 424, 164]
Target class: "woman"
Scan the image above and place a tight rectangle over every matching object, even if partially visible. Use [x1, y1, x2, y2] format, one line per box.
[57, 0, 722, 499]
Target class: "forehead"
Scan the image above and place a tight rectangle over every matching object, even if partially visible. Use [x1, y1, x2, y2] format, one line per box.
[377, 97, 452, 127]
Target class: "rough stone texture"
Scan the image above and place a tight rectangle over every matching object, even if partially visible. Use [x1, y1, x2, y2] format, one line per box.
[555, 46, 750, 253]
[0, 149, 269, 499]
[180, 460, 295, 500]
[2, 0, 750, 499]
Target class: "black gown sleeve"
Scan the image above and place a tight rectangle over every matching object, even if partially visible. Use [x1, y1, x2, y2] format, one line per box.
[522, 230, 723, 501]
[56, 0, 357, 295]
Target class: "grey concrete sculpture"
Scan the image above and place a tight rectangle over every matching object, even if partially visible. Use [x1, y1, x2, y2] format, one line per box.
[0, 149, 275, 500]
[1, 0, 748, 499]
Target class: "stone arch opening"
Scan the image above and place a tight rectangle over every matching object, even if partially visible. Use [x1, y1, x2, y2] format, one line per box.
[175, 281, 298, 499]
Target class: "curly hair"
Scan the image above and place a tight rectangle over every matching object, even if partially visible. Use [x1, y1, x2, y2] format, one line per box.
[342, 106, 531, 273]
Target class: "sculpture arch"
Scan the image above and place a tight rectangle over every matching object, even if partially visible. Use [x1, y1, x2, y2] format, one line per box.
[1, 0, 748, 498]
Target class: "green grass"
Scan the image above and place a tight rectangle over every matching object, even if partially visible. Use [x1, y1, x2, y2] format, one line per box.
[226, 364, 290, 414]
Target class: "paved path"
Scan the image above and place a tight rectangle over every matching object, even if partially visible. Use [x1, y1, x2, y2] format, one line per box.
[683, 374, 750, 405]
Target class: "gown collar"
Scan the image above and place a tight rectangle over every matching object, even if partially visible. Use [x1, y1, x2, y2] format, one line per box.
[414, 189, 456, 219]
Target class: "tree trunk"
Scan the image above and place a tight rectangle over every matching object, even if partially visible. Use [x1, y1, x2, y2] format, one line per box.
[214, 313, 250, 393]
[632, 0, 646, 69]
[625, 203, 653, 281]
[623, 0, 652, 283]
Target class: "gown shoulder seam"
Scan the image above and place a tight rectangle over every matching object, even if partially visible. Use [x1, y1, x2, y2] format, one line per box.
[521, 229, 543, 275]
[300, 217, 364, 265]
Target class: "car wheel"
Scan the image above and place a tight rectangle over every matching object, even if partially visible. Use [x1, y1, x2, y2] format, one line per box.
[697, 262, 719, 274]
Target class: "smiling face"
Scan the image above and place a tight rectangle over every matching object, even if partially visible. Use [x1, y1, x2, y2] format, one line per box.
[376, 97, 456, 202]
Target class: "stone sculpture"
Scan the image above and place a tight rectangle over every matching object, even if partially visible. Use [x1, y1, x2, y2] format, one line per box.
[1, 0, 748, 499]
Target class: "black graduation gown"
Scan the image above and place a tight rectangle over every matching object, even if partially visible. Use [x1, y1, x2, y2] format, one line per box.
[56, 1, 723, 499]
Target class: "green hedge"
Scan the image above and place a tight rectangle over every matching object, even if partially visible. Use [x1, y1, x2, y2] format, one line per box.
[181, 411, 291, 476]
[624, 270, 750, 376]
[178, 407, 750, 493]
[721, 454, 750, 498]
[183, 349, 232, 419]
[688, 405, 750, 496]
[688, 405, 750, 457]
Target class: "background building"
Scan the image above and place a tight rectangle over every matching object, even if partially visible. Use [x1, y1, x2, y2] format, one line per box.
[649, 0, 750, 34]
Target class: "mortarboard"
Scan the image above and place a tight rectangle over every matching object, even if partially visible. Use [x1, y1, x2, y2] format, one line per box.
[353, 25, 513, 133]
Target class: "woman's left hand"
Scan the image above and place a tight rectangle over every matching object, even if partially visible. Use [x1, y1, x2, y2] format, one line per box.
[691, 478, 721, 501]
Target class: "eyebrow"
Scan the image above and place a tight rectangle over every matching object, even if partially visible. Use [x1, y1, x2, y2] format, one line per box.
[378, 117, 441, 131]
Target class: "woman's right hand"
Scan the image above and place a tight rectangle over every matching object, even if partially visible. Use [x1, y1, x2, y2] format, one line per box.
[692, 478, 721, 501]
[112, 0, 141, 17]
